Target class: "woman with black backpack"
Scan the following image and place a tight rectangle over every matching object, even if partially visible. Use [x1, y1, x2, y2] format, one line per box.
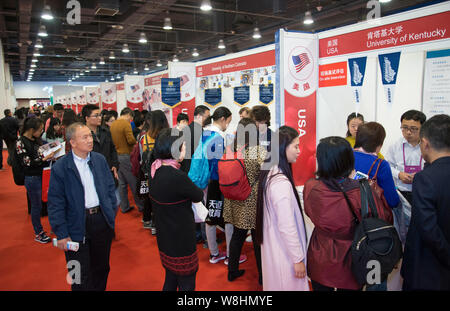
[303, 136, 363, 291]
[16, 117, 55, 244]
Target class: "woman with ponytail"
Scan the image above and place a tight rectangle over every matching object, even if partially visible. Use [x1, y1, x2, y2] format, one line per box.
[255, 126, 309, 291]
[16, 117, 55, 244]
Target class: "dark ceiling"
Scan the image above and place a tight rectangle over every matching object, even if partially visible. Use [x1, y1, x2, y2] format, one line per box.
[0, 0, 443, 82]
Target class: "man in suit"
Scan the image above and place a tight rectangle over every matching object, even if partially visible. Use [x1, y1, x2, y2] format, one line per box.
[48, 123, 117, 291]
[401, 114, 450, 290]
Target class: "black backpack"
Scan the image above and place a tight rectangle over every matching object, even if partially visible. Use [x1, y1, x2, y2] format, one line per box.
[12, 140, 25, 186]
[345, 179, 402, 286]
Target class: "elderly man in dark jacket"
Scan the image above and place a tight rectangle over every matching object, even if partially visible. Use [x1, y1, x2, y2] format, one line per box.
[48, 123, 117, 291]
[401, 114, 450, 291]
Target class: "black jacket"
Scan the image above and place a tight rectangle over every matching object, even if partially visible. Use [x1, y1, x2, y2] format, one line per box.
[0, 116, 19, 143]
[92, 126, 119, 170]
[15, 136, 49, 176]
[401, 156, 450, 290]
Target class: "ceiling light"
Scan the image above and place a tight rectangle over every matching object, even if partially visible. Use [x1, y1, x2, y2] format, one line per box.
[76, 73, 80, 78]
[253, 27, 261, 39]
[133, 68, 138, 74]
[192, 48, 199, 57]
[91, 63, 97, 69]
[29, 69, 35, 72]
[105, 78, 109, 82]
[173, 55, 179, 62]
[116, 74, 121, 79]
[99, 57, 105, 65]
[379, 0, 392, 2]
[41, 5, 54, 20]
[33, 50, 41, 56]
[80, 71, 84, 76]
[109, 51, 115, 59]
[111, 25, 124, 30]
[35, 39, 43, 49]
[31, 65, 37, 69]
[110, 76, 115, 81]
[304, 11, 314, 25]
[156, 60, 162, 67]
[200, 0, 212, 11]
[38, 25, 48, 37]
[122, 43, 130, 53]
[139, 32, 148, 44]
[218, 39, 225, 49]
[163, 17, 173, 30]
[31, 58, 38, 63]
[144, 64, 150, 71]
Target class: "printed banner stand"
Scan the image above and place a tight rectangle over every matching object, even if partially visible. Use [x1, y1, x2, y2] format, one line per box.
[259, 84, 274, 105]
[233, 86, 250, 106]
[169, 62, 196, 127]
[378, 52, 401, 105]
[276, 29, 318, 186]
[161, 78, 181, 108]
[204, 88, 222, 108]
[348, 56, 368, 114]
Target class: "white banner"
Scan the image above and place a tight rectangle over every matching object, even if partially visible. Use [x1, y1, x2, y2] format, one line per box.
[100, 82, 117, 111]
[86, 86, 100, 105]
[125, 75, 144, 110]
[168, 61, 196, 102]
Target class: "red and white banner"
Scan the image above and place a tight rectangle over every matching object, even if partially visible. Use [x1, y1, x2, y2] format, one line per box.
[320, 11, 450, 58]
[125, 75, 144, 111]
[86, 86, 100, 106]
[169, 62, 196, 127]
[101, 82, 117, 111]
[144, 72, 171, 122]
[77, 90, 86, 113]
[319, 61, 348, 88]
[71, 92, 78, 113]
[196, 50, 275, 77]
[276, 29, 318, 186]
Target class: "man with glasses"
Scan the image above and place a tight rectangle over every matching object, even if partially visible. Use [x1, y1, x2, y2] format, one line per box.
[386, 110, 427, 204]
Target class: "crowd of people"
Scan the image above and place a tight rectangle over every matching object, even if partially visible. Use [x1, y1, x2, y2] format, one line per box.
[1, 102, 449, 292]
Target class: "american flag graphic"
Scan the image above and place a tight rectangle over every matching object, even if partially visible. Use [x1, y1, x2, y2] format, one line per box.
[105, 88, 113, 96]
[89, 92, 96, 98]
[130, 84, 140, 92]
[292, 53, 310, 73]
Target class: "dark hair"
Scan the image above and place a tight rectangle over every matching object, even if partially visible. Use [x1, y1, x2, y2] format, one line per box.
[101, 111, 116, 128]
[21, 116, 44, 136]
[346, 112, 365, 137]
[110, 110, 118, 120]
[133, 110, 144, 128]
[53, 103, 64, 111]
[46, 118, 62, 139]
[211, 107, 232, 121]
[4, 109, 11, 117]
[420, 114, 450, 152]
[203, 116, 212, 128]
[120, 107, 134, 117]
[176, 113, 189, 124]
[255, 126, 305, 245]
[62, 108, 77, 128]
[401, 110, 426, 125]
[316, 137, 354, 179]
[194, 105, 210, 117]
[250, 105, 271, 127]
[148, 110, 169, 138]
[354, 122, 386, 153]
[153, 128, 183, 160]
[81, 104, 100, 123]
[232, 118, 258, 152]
[239, 107, 251, 115]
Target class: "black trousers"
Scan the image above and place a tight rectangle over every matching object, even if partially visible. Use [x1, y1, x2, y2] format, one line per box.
[311, 280, 360, 292]
[142, 196, 152, 222]
[163, 269, 196, 291]
[228, 227, 262, 281]
[64, 210, 114, 291]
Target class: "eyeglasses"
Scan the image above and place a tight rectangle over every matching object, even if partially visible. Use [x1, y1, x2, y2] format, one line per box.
[400, 126, 419, 133]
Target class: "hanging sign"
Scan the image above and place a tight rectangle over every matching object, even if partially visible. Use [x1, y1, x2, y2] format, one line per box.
[378, 52, 401, 105]
[204, 88, 222, 108]
[161, 78, 181, 108]
[234, 86, 250, 106]
[259, 84, 274, 105]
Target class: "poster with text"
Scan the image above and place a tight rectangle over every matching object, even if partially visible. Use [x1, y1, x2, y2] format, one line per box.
[423, 49, 450, 117]
[169, 62, 196, 127]
[101, 82, 117, 111]
[125, 75, 144, 111]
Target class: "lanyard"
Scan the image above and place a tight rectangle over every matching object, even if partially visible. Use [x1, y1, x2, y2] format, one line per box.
[403, 143, 422, 168]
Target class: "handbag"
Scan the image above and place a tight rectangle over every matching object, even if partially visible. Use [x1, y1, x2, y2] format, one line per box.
[135, 135, 150, 199]
[192, 202, 208, 223]
[366, 158, 394, 224]
[205, 179, 225, 227]
[349, 179, 403, 286]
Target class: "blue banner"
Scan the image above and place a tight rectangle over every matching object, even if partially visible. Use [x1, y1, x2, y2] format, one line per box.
[378, 52, 401, 85]
[348, 57, 367, 87]
[259, 84, 274, 105]
[161, 78, 181, 108]
[204, 88, 222, 108]
[234, 86, 250, 106]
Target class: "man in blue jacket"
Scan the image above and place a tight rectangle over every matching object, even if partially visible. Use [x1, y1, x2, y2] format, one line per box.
[48, 122, 117, 291]
[401, 114, 450, 290]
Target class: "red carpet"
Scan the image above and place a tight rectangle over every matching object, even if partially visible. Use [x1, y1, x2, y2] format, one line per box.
[0, 150, 261, 291]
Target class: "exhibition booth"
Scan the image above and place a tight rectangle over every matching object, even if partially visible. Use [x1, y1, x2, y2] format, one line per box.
[54, 1, 449, 187]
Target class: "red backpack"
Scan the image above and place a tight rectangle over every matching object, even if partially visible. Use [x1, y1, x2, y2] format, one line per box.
[218, 146, 252, 201]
